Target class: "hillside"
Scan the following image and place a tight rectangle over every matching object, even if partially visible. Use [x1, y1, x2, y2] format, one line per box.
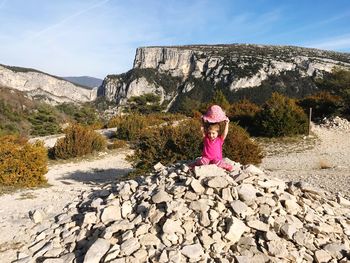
[0, 64, 97, 105]
[98, 44, 350, 110]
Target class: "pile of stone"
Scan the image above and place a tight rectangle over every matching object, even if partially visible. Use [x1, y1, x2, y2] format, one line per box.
[320, 116, 350, 131]
[15, 162, 350, 263]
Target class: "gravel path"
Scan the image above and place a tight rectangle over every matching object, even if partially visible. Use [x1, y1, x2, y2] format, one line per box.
[261, 125, 350, 199]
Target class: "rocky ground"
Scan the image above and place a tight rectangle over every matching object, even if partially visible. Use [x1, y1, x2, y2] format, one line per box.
[0, 118, 349, 262]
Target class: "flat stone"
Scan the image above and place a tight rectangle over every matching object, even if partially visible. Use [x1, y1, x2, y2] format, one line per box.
[163, 219, 184, 234]
[194, 164, 227, 179]
[247, 220, 269, 232]
[121, 201, 133, 218]
[153, 162, 165, 171]
[190, 178, 205, 194]
[336, 194, 350, 207]
[30, 210, 45, 223]
[101, 205, 121, 223]
[120, 237, 140, 256]
[230, 200, 253, 218]
[152, 190, 172, 203]
[280, 223, 297, 240]
[190, 199, 210, 212]
[181, 243, 204, 260]
[314, 250, 332, 263]
[238, 184, 257, 202]
[225, 217, 248, 243]
[267, 239, 289, 257]
[206, 176, 229, 189]
[244, 164, 264, 175]
[83, 238, 110, 263]
[139, 233, 161, 246]
[158, 249, 168, 262]
[221, 188, 233, 202]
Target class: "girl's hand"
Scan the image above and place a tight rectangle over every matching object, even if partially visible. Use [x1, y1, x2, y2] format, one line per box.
[224, 118, 230, 123]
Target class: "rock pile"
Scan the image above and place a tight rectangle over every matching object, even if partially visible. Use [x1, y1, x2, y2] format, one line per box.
[320, 116, 350, 131]
[14, 162, 350, 263]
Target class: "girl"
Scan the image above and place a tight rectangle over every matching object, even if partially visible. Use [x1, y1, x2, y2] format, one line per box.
[192, 105, 234, 171]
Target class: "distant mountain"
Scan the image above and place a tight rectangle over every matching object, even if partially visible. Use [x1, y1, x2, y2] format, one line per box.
[0, 64, 97, 105]
[62, 76, 103, 89]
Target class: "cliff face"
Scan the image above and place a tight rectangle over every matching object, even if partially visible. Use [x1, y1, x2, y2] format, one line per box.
[99, 44, 350, 108]
[0, 65, 97, 104]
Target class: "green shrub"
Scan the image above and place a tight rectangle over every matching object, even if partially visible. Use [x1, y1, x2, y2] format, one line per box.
[108, 114, 150, 141]
[129, 119, 202, 173]
[316, 68, 350, 118]
[254, 93, 308, 137]
[211, 90, 230, 111]
[124, 94, 164, 114]
[173, 97, 203, 116]
[298, 91, 343, 121]
[56, 103, 102, 128]
[0, 135, 48, 187]
[129, 118, 263, 174]
[51, 124, 106, 159]
[223, 123, 263, 165]
[227, 99, 261, 130]
[29, 104, 61, 136]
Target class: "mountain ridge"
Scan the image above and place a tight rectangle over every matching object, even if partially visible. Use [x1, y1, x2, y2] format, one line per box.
[98, 44, 350, 110]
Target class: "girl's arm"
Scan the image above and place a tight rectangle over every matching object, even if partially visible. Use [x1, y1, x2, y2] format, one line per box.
[221, 118, 230, 140]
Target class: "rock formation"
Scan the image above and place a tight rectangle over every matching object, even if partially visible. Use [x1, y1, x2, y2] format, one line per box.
[98, 44, 350, 110]
[0, 64, 97, 104]
[14, 161, 350, 262]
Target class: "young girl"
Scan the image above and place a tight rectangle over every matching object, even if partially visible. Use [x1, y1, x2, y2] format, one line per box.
[192, 105, 234, 171]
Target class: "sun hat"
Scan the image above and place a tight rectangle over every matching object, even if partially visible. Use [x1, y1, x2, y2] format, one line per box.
[202, 105, 228, 123]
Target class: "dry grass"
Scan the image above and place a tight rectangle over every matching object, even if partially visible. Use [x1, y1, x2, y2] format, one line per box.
[318, 159, 333, 169]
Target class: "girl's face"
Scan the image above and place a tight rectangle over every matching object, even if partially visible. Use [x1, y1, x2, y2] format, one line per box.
[207, 129, 219, 140]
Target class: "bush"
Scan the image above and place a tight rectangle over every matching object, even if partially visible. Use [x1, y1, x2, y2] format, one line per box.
[0, 135, 48, 187]
[254, 93, 308, 137]
[56, 103, 103, 128]
[129, 118, 263, 174]
[129, 119, 202, 173]
[29, 104, 61, 136]
[223, 123, 263, 165]
[51, 124, 106, 159]
[211, 90, 230, 111]
[124, 94, 164, 114]
[227, 99, 261, 130]
[108, 114, 150, 141]
[298, 91, 343, 121]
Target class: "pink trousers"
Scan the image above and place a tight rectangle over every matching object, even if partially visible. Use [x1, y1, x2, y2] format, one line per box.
[192, 157, 233, 171]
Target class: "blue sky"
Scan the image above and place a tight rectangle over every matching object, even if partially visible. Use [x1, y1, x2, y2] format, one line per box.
[0, 0, 349, 78]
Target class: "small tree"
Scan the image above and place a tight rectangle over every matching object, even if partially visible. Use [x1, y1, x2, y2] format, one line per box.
[255, 92, 308, 137]
[29, 104, 61, 136]
[124, 94, 163, 114]
[228, 99, 261, 130]
[298, 91, 343, 121]
[211, 89, 230, 111]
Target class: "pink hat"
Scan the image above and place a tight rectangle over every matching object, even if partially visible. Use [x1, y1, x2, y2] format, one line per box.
[202, 105, 228, 123]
